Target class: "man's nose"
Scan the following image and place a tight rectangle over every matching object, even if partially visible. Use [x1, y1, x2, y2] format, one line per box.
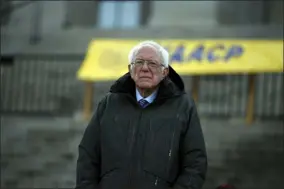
[141, 62, 149, 71]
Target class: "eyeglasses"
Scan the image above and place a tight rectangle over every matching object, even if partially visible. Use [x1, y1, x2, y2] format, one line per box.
[131, 59, 164, 70]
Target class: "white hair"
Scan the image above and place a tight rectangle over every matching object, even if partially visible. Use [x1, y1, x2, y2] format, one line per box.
[128, 40, 169, 68]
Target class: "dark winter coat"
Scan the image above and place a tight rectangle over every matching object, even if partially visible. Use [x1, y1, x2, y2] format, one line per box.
[76, 66, 207, 189]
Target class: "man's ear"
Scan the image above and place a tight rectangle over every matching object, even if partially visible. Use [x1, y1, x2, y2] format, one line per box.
[163, 67, 169, 77]
[128, 64, 131, 72]
[128, 65, 134, 78]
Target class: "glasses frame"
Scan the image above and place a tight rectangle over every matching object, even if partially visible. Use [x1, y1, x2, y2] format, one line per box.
[131, 59, 165, 70]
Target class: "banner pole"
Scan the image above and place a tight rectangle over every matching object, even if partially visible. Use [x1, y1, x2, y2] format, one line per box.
[83, 81, 94, 121]
[246, 74, 256, 125]
[192, 76, 200, 103]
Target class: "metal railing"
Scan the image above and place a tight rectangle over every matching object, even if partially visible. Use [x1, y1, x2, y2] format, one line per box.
[196, 74, 283, 119]
[1, 55, 84, 115]
[1, 55, 283, 119]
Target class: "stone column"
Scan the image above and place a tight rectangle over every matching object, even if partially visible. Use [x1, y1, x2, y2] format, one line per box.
[29, 1, 44, 44]
[63, 1, 99, 28]
[0, 0, 12, 26]
[268, 1, 283, 24]
[140, 1, 152, 26]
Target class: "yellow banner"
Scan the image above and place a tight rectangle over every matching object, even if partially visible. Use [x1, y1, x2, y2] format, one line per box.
[77, 39, 283, 81]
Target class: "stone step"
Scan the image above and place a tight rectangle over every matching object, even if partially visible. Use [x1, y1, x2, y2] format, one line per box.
[204, 165, 284, 189]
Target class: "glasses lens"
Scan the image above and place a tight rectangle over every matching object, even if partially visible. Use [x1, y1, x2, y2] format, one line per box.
[134, 60, 162, 70]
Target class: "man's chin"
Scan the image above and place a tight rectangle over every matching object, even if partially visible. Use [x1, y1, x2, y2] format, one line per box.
[137, 82, 154, 89]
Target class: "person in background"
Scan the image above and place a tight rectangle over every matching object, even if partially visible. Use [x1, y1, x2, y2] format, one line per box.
[75, 40, 207, 189]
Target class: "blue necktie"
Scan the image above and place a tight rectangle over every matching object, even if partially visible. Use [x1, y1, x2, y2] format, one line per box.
[139, 99, 149, 108]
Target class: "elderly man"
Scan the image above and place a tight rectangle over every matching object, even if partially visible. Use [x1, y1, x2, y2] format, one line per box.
[76, 41, 207, 189]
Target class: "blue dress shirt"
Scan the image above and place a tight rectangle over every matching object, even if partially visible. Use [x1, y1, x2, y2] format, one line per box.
[136, 88, 158, 104]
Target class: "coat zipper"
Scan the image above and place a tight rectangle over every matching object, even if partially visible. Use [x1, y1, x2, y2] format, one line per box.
[167, 127, 176, 174]
[128, 110, 143, 188]
[155, 177, 159, 186]
[128, 121, 137, 188]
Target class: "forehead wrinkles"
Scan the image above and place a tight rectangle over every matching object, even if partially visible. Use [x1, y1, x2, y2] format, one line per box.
[135, 45, 161, 61]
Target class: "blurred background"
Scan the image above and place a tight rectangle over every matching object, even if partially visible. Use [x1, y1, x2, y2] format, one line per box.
[0, 0, 283, 189]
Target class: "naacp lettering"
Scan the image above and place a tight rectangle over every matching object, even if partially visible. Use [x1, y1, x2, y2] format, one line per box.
[165, 44, 244, 63]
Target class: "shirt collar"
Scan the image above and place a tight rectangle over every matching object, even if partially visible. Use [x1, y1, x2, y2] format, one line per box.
[136, 88, 158, 103]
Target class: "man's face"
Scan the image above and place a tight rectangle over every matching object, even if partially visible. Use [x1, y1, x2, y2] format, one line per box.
[129, 46, 169, 89]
